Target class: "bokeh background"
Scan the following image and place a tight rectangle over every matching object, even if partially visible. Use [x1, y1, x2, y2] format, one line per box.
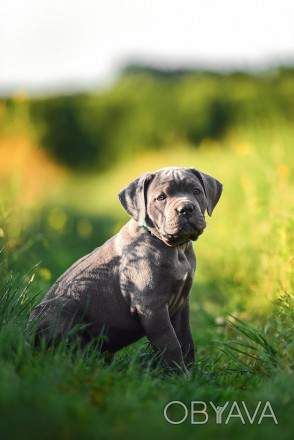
[0, 1, 293, 439]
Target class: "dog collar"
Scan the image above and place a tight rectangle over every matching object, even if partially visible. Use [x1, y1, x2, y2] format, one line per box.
[140, 221, 162, 241]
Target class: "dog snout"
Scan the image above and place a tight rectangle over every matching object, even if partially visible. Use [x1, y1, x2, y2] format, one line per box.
[176, 202, 195, 217]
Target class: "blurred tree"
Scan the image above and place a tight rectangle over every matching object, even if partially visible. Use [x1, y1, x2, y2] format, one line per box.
[24, 65, 294, 171]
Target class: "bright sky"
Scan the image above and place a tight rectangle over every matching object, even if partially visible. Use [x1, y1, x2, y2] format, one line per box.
[0, 0, 293, 92]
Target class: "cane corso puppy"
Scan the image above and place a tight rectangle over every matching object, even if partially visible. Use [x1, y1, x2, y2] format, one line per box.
[29, 167, 222, 374]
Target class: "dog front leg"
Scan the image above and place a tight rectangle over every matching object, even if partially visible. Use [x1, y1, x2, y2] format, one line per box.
[140, 304, 189, 375]
[171, 301, 195, 369]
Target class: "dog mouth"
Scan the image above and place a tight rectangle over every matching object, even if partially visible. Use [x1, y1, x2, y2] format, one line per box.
[162, 227, 204, 246]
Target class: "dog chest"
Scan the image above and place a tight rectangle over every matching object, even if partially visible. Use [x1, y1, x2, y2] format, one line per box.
[168, 271, 193, 314]
[166, 246, 194, 313]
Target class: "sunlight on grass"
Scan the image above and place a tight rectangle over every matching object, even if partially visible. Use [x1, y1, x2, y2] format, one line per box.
[0, 134, 66, 208]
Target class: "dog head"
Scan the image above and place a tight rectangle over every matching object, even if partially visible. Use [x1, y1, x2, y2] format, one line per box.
[119, 167, 222, 246]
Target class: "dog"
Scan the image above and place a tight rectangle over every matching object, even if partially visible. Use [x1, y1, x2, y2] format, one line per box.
[29, 167, 222, 374]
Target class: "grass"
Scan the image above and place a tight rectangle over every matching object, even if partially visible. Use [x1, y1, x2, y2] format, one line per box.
[0, 123, 293, 439]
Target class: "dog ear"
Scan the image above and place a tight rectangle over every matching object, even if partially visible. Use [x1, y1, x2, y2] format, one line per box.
[190, 169, 223, 216]
[118, 173, 155, 225]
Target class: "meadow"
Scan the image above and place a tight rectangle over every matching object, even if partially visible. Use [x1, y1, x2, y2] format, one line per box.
[0, 68, 293, 439]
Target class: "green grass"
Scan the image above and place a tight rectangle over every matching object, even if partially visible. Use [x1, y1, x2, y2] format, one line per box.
[0, 124, 293, 439]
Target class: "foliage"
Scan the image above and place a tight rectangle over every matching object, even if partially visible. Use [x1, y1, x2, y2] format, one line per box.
[1, 65, 294, 169]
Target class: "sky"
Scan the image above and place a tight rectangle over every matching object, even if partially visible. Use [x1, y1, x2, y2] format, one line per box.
[0, 0, 294, 93]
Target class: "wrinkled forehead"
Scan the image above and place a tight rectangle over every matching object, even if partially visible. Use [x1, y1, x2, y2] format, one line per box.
[149, 167, 200, 193]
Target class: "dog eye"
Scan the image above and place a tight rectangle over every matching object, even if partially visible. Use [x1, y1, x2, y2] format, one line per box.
[156, 193, 166, 201]
[193, 188, 201, 195]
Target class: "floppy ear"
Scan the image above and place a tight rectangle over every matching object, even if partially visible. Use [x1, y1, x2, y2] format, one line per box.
[118, 173, 155, 225]
[190, 168, 223, 216]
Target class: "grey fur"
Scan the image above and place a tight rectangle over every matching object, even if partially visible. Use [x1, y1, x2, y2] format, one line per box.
[29, 167, 222, 374]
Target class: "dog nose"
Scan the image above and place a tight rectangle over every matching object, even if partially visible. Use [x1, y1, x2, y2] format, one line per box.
[176, 203, 195, 216]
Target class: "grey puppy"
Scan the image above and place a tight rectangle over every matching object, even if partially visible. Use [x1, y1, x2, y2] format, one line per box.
[29, 167, 222, 374]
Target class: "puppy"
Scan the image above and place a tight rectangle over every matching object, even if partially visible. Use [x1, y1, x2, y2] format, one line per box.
[29, 167, 222, 374]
